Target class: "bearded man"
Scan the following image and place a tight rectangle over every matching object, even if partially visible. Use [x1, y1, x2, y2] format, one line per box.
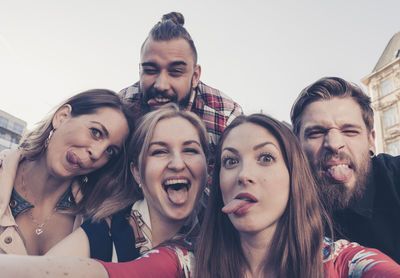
[119, 12, 242, 154]
[291, 76, 400, 263]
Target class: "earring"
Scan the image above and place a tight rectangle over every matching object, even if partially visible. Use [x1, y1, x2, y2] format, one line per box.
[369, 150, 375, 158]
[45, 129, 55, 148]
[138, 183, 142, 189]
[81, 176, 88, 184]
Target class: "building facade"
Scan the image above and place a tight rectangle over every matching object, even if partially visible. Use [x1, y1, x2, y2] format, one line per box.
[0, 109, 27, 151]
[362, 32, 400, 155]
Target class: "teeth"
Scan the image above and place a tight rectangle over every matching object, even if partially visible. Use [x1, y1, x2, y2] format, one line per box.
[164, 178, 189, 186]
[328, 164, 349, 170]
[155, 97, 170, 103]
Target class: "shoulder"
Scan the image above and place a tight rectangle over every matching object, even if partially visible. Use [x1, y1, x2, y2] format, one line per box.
[373, 153, 400, 172]
[323, 238, 400, 277]
[372, 153, 400, 192]
[195, 81, 243, 118]
[119, 82, 141, 102]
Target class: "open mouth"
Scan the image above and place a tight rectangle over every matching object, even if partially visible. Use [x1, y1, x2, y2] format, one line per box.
[163, 178, 191, 205]
[222, 193, 257, 215]
[147, 96, 172, 107]
[323, 163, 353, 183]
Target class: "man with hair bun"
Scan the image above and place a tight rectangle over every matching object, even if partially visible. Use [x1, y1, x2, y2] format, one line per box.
[119, 12, 242, 154]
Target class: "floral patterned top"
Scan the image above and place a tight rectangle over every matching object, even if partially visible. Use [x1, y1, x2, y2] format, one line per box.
[323, 237, 400, 277]
[98, 237, 400, 278]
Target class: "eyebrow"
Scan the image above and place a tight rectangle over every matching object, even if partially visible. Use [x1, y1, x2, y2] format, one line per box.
[253, 141, 277, 151]
[149, 140, 201, 148]
[140, 61, 188, 68]
[140, 62, 158, 68]
[304, 123, 362, 134]
[170, 61, 187, 67]
[222, 142, 277, 154]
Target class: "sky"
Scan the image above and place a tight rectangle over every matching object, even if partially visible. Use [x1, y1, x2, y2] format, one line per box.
[0, 0, 399, 129]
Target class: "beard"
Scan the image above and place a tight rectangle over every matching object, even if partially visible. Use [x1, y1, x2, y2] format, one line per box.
[309, 150, 372, 213]
[141, 78, 194, 110]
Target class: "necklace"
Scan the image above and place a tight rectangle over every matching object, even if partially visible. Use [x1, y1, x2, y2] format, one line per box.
[21, 161, 57, 236]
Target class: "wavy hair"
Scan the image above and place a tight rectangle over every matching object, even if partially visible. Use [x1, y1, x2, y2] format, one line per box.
[290, 76, 374, 136]
[19, 89, 137, 219]
[195, 114, 331, 278]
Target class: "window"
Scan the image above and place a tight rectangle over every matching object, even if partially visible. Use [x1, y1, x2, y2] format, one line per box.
[387, 140, 400, 155]
[0, 116, 8, 128]
[12, 122, 24, 135]
[10, 136, 18, 144]
[383, 107, 398, 128]
[387, 140, 400, 156]
[380, 78, 394, 96]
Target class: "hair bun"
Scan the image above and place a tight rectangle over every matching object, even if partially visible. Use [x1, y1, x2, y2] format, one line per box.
[162, 12, 184, 26]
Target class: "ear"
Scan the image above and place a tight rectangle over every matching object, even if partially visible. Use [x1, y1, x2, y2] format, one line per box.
[368, 129, 376, 154]
[130, 162, 141, 185]
[52, 104, 72, 129]
[192, 64, 201, 88]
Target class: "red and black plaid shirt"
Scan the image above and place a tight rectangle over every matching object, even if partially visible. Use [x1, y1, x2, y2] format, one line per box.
[119, 81, 243, 153]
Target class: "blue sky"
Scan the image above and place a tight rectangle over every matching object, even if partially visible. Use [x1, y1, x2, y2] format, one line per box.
[1, 0, 399, 128]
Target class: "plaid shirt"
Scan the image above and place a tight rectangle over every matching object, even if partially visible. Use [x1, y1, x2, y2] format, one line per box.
[119, 81, 243, 153]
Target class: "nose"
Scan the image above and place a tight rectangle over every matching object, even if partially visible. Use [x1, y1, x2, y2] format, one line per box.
[237, 160, 255, 186]
[88, 142, 108, 161]
[167, 152, 185, 171]
[154, 71, 170, 92]
[323, 129, 345, 154]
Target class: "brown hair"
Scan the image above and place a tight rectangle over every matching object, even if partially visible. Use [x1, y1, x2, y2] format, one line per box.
[195, 114, 330, 278]
[290, 76, 374, 136]
[19, 89, 137, 219]
[141, 12, 198, 64]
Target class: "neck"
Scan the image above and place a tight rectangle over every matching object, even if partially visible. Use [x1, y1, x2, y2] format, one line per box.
[240, 228, 275, 277]
[19, 158, 72, 205]
[148, 209, 184, 247]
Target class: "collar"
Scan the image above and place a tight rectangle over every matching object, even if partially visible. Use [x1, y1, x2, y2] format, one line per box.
[9, 186, 76, 219]
[131, 199, 152, 252]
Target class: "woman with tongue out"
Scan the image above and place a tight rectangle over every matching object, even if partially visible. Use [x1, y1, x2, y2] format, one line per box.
[0, 89, 135, 256]
[195, 114, 400, 278]
[13, 104, 209, 277]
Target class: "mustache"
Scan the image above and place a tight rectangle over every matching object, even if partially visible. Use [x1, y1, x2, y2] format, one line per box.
[316, 151, 356, 172]
[145, 87, 177, 102]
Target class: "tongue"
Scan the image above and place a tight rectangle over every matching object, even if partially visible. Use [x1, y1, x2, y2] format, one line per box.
[327, 165, 353, 183]
[222, 199, 249, 214]
[167, 186, 188, 205]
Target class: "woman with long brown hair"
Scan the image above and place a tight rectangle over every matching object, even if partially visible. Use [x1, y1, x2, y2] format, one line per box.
[195, 113, 400, 277]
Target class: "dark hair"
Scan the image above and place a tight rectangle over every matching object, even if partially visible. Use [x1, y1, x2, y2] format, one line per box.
[290, 76, 374, 136]
[141, 12, 198, 64]
[20, 89, 138, 219]
[195, 114, 330, 278]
